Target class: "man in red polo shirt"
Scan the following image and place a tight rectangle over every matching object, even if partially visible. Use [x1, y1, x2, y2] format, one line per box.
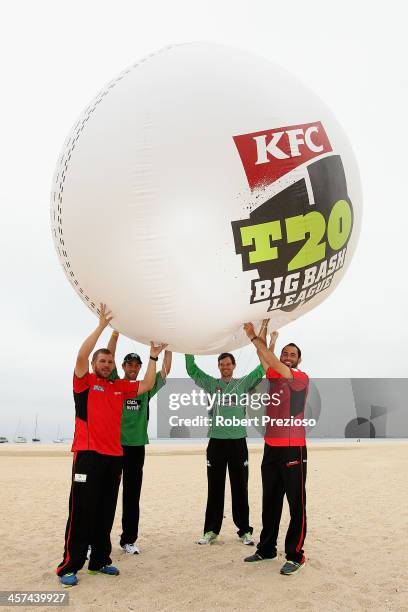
[57, 304, 166, 587]
[243, 322, 309, 575]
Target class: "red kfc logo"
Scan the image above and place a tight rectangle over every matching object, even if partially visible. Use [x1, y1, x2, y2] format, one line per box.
[233, 121, 332, 191]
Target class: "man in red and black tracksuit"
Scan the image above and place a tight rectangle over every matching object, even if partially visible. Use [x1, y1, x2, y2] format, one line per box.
[56, 304, 166, 587]
[243, 322, 309, 576]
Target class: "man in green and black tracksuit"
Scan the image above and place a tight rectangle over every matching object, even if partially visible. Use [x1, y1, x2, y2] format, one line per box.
[108, 331, 172, 554]
[185, 341, 265, 546]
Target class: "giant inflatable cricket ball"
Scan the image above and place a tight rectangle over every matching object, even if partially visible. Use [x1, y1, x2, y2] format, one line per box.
[50, 43, 362, 354]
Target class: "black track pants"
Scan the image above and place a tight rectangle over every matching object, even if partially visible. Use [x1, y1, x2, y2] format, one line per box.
[56, 451, 122, 576]
[120, 445, 145, 546]
[204, 438, 252, 537]
[257, 444, 307, 563]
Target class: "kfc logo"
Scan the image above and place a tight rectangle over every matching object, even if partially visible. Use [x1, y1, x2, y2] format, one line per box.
[233, 121, 332, 190]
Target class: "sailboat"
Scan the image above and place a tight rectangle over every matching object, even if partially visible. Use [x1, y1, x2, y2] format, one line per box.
[53, 426, 64, 443]
[32, 414, 40, 442]
[14, 419, 27, 443]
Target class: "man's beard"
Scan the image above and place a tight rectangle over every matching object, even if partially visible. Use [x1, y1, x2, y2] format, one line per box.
[94, 366, 112, 378]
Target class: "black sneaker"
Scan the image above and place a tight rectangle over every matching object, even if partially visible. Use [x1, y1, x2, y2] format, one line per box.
[280, 559, 305, 575]
[244, 553, 276, 562]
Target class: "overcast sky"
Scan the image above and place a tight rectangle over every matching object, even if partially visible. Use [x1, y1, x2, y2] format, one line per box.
[0, 0, 407, 441]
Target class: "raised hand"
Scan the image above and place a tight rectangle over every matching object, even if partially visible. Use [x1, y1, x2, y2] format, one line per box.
[258, 319, 270, 343]
[269, 330, 279, 349]
[75, 303, 113, 377]
[243, 322, 256, 339]
[150, 342, 168, 358]
[98, 303, 113, 329]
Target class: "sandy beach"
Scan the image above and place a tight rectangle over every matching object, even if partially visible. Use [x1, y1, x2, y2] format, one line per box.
[0, 441, 407, 611]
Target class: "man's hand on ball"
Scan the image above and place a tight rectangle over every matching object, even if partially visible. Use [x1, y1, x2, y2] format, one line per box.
[150, 342, 168, 358]
[269, 331, 279, 349]
[98, 303, 113, 329]
[243, 322, 256, 339]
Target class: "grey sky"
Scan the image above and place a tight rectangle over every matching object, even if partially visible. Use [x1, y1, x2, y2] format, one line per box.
[0, 0, 407, 441]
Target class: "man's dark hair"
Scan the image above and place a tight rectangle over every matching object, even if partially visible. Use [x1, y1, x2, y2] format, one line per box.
[282, 343, 302, 359]
[218, 352, 236, 365]
[91, 348, 112, 363]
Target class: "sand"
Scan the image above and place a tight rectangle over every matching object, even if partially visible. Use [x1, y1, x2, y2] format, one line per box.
[0, 441, 407, 612]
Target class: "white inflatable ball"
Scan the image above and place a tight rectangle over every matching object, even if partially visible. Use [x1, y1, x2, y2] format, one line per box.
[51, 42, 362, 354]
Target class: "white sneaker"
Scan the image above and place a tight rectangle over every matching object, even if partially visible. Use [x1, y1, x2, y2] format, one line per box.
[121, 543, 140, 555]
[240, 532, 255, 546]
[197, 531, 218, 545]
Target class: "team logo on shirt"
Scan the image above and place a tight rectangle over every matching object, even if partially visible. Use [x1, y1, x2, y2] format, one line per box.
[93, 385, 105, 392]
[231, 124, 354, 312]
[126, 398, 141, 411]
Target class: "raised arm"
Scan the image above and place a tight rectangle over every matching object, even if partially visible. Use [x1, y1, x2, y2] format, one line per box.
[244, 322, 292, 379]
[257, 330, 280, 373]
[253, 319, 270, 371]
[258, 319, 269, 345]
[240, 361, 265, 393]
[107, 330, 119, 360]
[269, 330, 279, 352]
[161, 350, 172, 379]
[185, 354, 216, 392]
[137, 342, 168, 395]
[145, 350, 172, 400]
[75, 303, 112, 377]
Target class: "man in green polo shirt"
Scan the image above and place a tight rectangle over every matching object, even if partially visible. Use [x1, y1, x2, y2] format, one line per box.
[185, 324, 266, 546]
[108, 331, 172, 554]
